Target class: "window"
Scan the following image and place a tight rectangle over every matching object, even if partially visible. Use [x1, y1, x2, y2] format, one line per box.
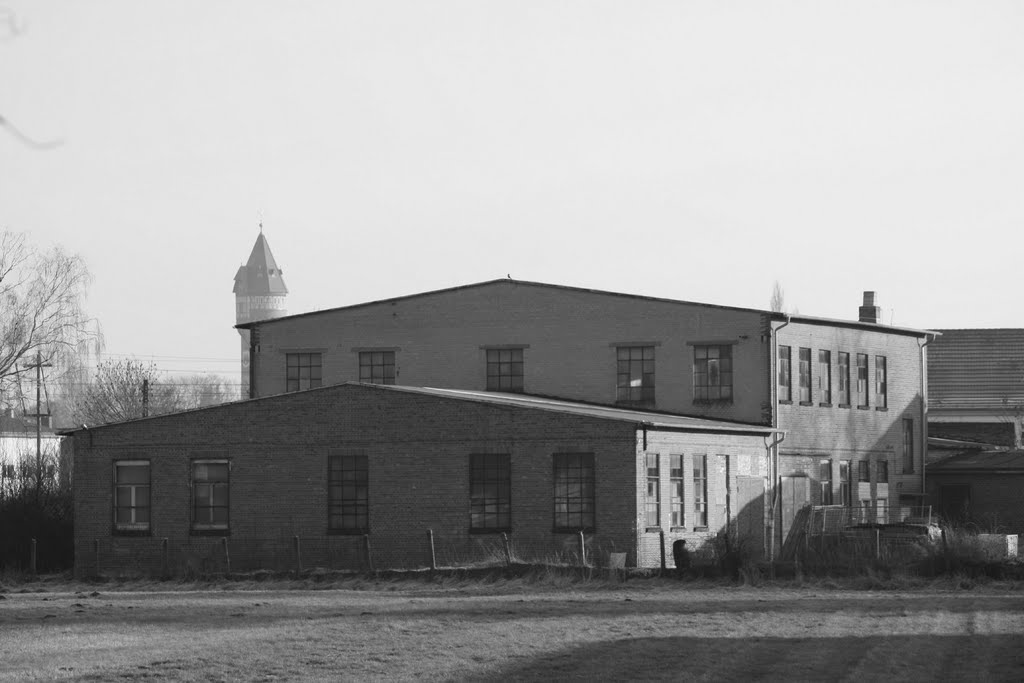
[819, 459, 833, 505]
[192, 460, 229, 532]
[837, 352, 850, 406]
[778, 345, 792, 402]
[645, 453, 660, 528]
[616, 346, 655, 407]
[693, 455, 708, 528]
[693, 345, 732, 401]
[818, 350, 831, 404]
[328, 454, 368, 533]
[670, 454, 684, 527]
[359, 351, 396, 385]
[553, 453, 595, 531]
[856, 353, 869, 408]
[858, 460, 870, 483]
[114, 461, 150, 532]
[877, 460, 889, 483]
[470, 454, 511, 532]
[839, 460, 852, 507]
[486, 348, 524, 392]
[902, 418, 915, 473]
[286, 353, 322, 392]
[875, 356, 887, 409]
[876, 497, 889, 523]
[798, 348, 812, 403]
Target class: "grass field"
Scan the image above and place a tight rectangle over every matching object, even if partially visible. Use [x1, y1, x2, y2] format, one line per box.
[3, 574, 1024, 681]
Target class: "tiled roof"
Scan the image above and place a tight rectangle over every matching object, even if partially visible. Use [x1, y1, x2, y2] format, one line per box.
[927, 449, 1024, 472]
[928, 329, 1024, 409]
[233, 233, 288, 296]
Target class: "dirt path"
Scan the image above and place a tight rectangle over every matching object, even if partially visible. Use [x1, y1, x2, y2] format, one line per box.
[3, 586, 1024, 681]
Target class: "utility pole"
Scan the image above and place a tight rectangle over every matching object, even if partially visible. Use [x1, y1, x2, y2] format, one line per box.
[23, 352, 53, 497]
[142, 379, 149, 418]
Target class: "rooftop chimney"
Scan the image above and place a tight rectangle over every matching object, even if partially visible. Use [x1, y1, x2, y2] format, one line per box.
[859, 291, 881, 324]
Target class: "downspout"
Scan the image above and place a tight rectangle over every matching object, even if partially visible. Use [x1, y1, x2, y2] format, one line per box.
[767, 315, 791, 564]
[919, 333, 937, 505]
[249, 326, 259, 399]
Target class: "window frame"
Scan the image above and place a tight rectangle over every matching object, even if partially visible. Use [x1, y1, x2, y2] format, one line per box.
[839, 460, 852, 507]
[328, 453, 369, 534]
[818, 350, 832, 406]
[778, 345, 792, 403]
[902, 418, 915, 473]
[485, 348, 525, 393]
[856, 353, 869, 408]
[692, 344, 733, 403]
[669, 454, 684, 528]
[469, 453, 511, 533]
[837, 352, 851, 406]
[877, 460, 889, 483]
[358, 350, 396, 385]
[645, 452, 660, 529]
[857, 460, 870, 483]
[819, 459, 833, 505]
[552, 452, 596, 533]
[693, 454, 708, 529]
[286, 352, 323, 392]
[113, 460, 151, 535]
[615, 345, 656, 407]
[798, 347, 812, 404]
[875, 355, 888, 410]
[191, 459, 230, 534]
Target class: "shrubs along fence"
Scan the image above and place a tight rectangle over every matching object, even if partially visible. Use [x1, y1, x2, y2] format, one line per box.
[0, 454, 73, 573]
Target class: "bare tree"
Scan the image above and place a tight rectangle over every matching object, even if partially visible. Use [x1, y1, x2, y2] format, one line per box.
[769, 280, 786, 313]
[0, 231, 93, 402]
[167, 374, 240, 409]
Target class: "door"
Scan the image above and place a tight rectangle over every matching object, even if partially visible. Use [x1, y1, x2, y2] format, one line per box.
[780, 475, 810, 544]
[735, 476, 766, 558]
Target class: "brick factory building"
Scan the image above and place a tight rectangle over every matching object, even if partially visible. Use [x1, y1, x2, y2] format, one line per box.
[63, 383, 776, 576]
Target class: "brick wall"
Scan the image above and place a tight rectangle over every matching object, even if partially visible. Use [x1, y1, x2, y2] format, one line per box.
[248, 281, 771, 424]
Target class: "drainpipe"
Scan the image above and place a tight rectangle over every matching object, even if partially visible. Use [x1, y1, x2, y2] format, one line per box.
[919, 332, 937, 505]
[767, 315, 791, 563]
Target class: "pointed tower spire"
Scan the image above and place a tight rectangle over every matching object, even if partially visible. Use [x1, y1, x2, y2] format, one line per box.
[235, 227, 288, 398]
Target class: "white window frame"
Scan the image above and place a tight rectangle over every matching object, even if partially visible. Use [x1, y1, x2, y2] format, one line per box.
[113, 460, 151, 532]
[191, 459, 230, 532]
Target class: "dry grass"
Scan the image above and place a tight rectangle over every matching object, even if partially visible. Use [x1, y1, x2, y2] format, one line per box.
[3, 573, 1024, 681]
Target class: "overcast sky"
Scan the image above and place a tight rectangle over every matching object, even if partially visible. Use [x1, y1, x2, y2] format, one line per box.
[2, 1, 1022, 386]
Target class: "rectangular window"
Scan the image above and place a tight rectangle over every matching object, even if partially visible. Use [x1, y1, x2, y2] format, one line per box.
[486, 348, 524, 393]
[192, 460, 229, 532]
[778, 345, 792, 402]
[838, 352, 850, 405]
[616, 346, 655, 407]
[877, 460, 889, 483]
[670, 454, 684, 527]
[645, 453, 660, 528]
[693, 345, 732, 402]
[818, 350, 831, 404]
[328, 454, 369, 533]
[903, 418, 915, 473]
[819, 459, 833, 505]
[286, 353, 322, 392]
[875, 356, 887, 409]
[858, 460, 870, 483]
[114, 461, 150, 532]
[553, 453, 595, 532]
[856, 353, 869, 407]
[798, 348, 812, 403]
[359, 351, 396, 385]
[693, 455, 708, 528]
[470, 454, 511, 532]
[876, 497, 888, 523]
[839, 460, 851, 507]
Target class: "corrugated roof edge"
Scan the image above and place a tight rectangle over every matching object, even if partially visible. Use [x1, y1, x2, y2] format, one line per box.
[235, 278, 933, 337]
[58, 382, 779, 436]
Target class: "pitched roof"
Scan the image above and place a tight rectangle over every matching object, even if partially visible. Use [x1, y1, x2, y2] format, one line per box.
[235, 278, 932, 337]
[928, 329, 1024, 409]
[233, 233, 288, 296]
[927, 449, 1024, 473]
[59, 382, 779, 436]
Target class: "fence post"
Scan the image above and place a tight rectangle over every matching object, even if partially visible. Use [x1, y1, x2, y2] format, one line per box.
[502, 532, 512, 567]
[427, 529, 436, 570]
[875, 528, 880, 560]
[293, 535, 301, 577]
[162, 538, 169, 578]
[363, 534, 374, 572]
[578, 531, 586, 567]
[659, 530, 666, 573]
[30, 538, 37, 575]
[94, 539, 100, 578]
[222, 537, 231, 575]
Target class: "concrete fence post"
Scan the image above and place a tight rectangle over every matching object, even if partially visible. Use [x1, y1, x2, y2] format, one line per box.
[94, 539, 100, 578]
[222, 537, 231, 575]
[502, 532, 512, 567]
[161, 538, 169, 578]
[363, 534, 374, 572]
[30, 538, 37, 575]
[659, 530, 666, 572]
[293, 535, 301, 577]
[427, 529, 436, 570]
[578, 531, 586, 567]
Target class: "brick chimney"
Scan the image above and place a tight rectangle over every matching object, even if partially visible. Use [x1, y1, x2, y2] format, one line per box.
[859, 291, 881, 324]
